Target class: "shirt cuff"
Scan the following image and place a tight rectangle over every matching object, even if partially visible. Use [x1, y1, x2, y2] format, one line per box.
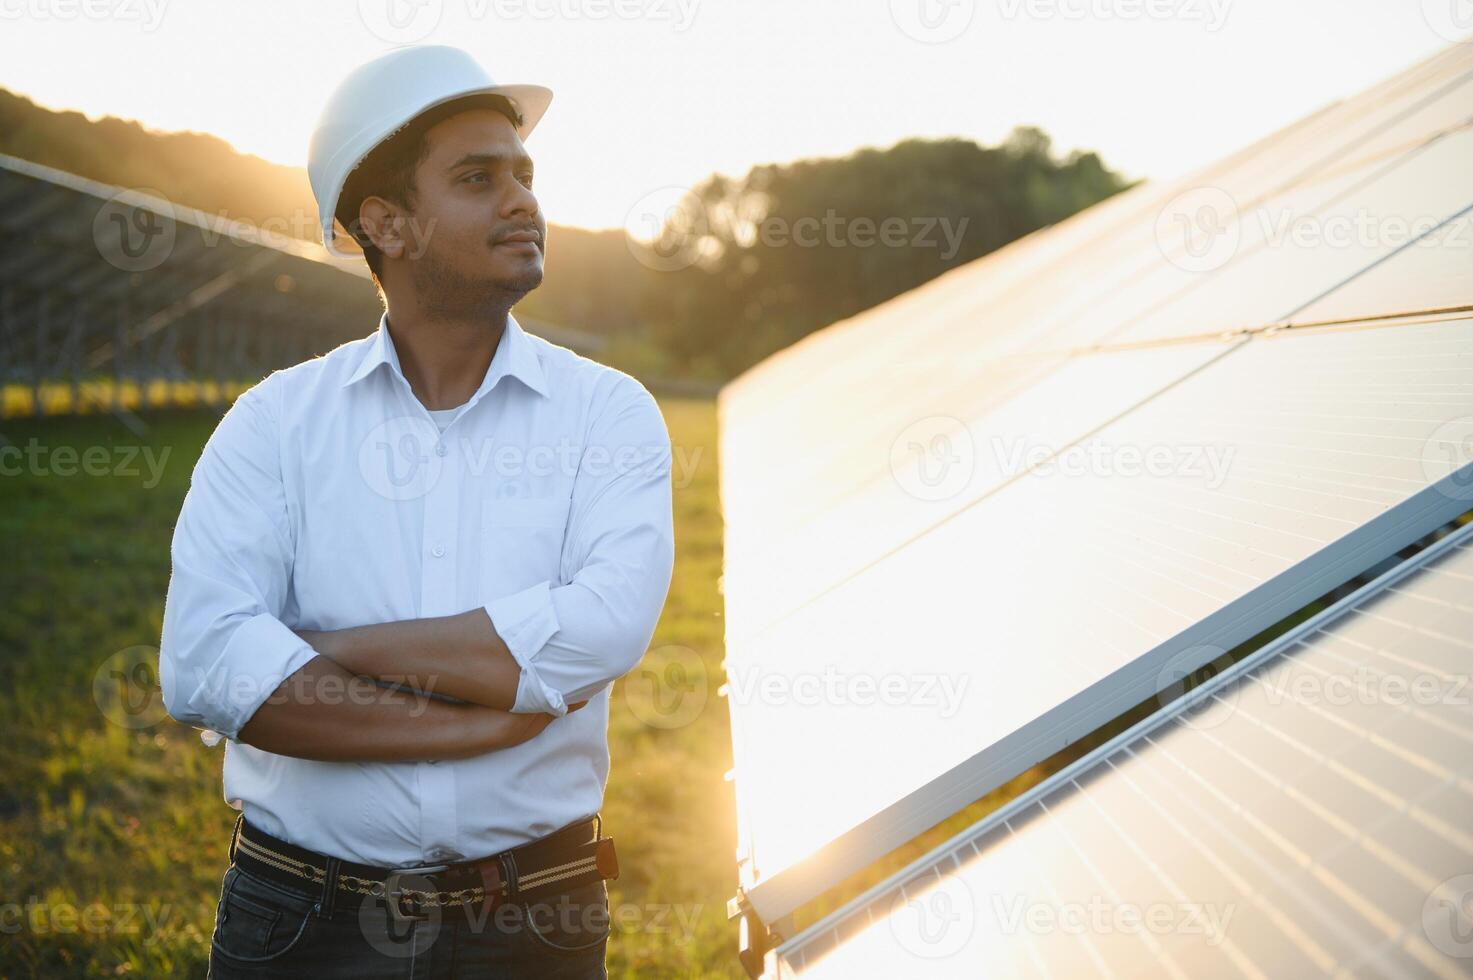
[483, 581, 566, 716]
[188, 612, 319, 742]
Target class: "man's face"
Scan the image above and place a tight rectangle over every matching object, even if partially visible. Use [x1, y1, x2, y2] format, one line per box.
[400, 107, 546, 306]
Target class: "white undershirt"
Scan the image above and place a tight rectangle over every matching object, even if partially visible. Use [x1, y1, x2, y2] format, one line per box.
[427, 406, 460, 432]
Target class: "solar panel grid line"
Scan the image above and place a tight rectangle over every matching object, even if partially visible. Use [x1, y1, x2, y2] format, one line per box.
[771, 522, 1473, 975]
[1127, 733, 1441, 978]
[1095, 750, 1341, 977]
[1144, 718, 1461, 977]
[1279, 199, 1473, 325]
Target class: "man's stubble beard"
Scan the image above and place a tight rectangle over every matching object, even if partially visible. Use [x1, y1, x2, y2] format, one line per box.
[410, 242, 544, 322]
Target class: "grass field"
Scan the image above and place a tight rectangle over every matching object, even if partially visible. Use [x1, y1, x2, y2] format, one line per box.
[0, 399, 743, 978]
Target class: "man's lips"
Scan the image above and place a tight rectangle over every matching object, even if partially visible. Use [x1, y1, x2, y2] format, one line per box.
[495, 230, 541, 246]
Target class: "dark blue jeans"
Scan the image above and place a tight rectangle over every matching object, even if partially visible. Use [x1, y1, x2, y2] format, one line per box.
[206, 861, 610, 978]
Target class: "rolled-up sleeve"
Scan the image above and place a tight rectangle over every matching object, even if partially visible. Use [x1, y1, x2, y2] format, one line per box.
[485, 377, 675, 715]
[158, 378, 319, 742]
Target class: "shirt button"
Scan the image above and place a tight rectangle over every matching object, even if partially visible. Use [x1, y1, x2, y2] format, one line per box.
[431, 544, 445, 558]
[435, 441, 448, 457]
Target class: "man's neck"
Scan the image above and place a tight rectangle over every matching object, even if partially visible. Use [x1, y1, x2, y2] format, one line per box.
[384, 306, 509, 411]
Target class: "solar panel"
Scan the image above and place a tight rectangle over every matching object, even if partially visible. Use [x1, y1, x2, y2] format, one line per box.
[726, 315, 1473, 920]
[775, 519, 1473, 978]
[719, 44, 1473, 931]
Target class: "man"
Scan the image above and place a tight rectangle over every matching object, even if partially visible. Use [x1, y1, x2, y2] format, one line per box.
[158, 45, 675, 978]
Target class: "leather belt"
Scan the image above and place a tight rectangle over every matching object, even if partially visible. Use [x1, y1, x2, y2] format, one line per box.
[227, 813, 619, 925]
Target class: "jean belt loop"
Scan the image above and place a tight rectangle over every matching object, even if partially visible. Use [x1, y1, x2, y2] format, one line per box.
[316, 855, 341, 919]
[227, 812, 244, 866]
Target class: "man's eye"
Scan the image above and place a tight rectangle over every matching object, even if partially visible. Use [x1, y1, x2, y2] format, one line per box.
[518, 172, 534, 188]
[463, 171, 488, 184]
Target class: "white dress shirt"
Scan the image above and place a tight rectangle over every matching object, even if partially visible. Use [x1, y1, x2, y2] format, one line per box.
[158, 311, 675, 865]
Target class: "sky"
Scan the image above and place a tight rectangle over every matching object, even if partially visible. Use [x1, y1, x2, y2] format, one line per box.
[0, 0, 1466, 231]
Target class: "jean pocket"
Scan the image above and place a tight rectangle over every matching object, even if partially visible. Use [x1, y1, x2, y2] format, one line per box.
[211, 866, 315, 964]
[520, 879, 612, 955]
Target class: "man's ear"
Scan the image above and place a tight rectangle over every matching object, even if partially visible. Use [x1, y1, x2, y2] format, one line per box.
[358, 195, 409, 260]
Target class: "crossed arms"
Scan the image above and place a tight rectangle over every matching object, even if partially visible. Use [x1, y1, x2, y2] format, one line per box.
[157, 373, 675, 764]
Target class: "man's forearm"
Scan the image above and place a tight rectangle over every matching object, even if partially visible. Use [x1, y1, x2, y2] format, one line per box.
[301, 609, 522, 711]
[236, 652, 543, 762]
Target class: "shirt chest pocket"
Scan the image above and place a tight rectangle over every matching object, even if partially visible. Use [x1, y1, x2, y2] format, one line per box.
[481, 494, 573, 595]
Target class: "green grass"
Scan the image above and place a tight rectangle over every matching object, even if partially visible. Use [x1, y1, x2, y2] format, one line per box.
[0, 400, 741, 978]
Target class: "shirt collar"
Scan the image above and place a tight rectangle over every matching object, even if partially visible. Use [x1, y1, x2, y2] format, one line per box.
[341, 311, 550, 400]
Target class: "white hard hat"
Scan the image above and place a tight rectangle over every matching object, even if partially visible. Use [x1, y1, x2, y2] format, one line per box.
[308, 45, 553, 258]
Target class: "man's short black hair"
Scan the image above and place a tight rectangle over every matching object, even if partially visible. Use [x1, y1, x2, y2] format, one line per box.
[334, 93, 526, 291]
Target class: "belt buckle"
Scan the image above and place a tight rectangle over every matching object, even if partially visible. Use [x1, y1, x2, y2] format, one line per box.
[378, 862, 450, 926]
